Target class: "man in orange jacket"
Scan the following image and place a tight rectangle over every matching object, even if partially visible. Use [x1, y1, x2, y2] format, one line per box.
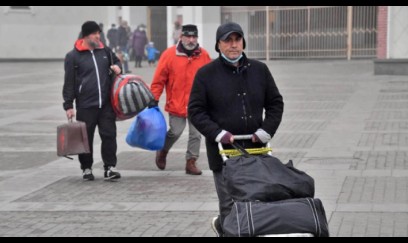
[150, 24, 211, 175]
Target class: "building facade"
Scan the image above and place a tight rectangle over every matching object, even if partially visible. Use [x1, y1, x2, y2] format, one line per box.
[375, 6, 408, 75]
[1, 6, 407, 66]
[0, 6, 111, 60]
[0, 6, 148, 60]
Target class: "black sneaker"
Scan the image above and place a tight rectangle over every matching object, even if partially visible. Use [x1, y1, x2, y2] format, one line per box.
[104, 167, 121, 181]
[211, 216, 224, 237]
[82, 168, 94, 181]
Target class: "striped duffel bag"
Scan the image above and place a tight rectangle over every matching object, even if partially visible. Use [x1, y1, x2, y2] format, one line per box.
[111, 74, 155, 121]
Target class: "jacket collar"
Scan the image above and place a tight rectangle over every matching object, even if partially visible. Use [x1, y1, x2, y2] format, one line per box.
[176, 41, 201, 58]
[219, 52, 250, 73]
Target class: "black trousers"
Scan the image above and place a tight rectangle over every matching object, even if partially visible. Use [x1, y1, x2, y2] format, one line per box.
[213, 170, 234, 231]
[76, 104, 117, 171]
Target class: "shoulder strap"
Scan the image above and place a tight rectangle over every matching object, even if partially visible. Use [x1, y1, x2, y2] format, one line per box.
[104, 47, 114, 76]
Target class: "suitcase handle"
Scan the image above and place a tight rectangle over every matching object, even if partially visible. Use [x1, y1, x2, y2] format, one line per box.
[230, 142, 250, 157]
[234, 135, 253, 140]
[218, 134, 272, 161]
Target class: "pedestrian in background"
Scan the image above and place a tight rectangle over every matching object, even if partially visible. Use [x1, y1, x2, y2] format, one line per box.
[172, 21, 182, 44]
[145, 41, 160, 67]
[98, 23, 107, 46]
[117, 20, 131, 73]
[150, 24, 212, 175]
[132, 24, 148, 68]
[107, 23, 118, 52]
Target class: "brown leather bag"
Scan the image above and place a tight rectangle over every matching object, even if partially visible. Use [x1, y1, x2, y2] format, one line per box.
[57, 119, 90, 159]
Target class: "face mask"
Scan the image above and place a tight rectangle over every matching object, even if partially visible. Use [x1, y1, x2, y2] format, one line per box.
[221, 53, 243, 64]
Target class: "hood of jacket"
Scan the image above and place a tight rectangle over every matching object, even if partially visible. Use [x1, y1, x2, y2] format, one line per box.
[75, 39, 105, 52]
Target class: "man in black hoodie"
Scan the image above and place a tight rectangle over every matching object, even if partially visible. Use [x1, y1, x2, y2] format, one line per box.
[63, 21, 122, 181]
[188, 22, 284, 236]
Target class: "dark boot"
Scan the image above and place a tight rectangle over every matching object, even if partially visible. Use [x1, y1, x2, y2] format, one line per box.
[186, 158, 202, 175]
[155, 150, 168, 170]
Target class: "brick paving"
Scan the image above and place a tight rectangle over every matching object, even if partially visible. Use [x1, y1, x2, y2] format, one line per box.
[1, 59, 408, 237]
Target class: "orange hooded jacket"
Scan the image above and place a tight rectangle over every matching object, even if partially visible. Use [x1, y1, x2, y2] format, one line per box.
[150, 44, 211, 117]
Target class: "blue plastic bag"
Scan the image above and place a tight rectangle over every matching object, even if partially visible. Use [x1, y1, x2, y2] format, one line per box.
[126, 106, 167, 150]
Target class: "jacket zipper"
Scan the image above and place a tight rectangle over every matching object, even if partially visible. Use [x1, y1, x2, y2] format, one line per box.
[237, 65, 251, 148]
[90, 50, 102, 108]
[184, 57, 192, 112]
[238, 66, 248, 128]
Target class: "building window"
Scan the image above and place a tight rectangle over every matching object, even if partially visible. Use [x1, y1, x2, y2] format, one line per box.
[4, 6, 34, 15]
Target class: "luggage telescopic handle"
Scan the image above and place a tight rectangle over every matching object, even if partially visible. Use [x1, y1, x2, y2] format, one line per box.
[233, 135, 253, 140]
[218, 134, 272, 161]
[231, 142, 250, 157]
[218, 143, 228, 161]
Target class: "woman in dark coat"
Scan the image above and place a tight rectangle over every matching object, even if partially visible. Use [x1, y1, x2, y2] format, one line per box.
[132, 24, 148, 68]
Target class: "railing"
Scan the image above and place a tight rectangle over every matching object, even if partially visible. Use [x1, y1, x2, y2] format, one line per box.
[221, 6, 378, 60]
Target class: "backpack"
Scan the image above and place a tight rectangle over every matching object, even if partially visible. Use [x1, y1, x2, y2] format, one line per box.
[111, 74, 155, 121]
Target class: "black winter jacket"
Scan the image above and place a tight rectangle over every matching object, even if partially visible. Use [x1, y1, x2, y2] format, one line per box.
[63, 39, 121, 111]
[188, 54, 284, 171]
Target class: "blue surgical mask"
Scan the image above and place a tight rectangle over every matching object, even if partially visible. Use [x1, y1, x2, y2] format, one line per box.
[221, 53, 243, 64]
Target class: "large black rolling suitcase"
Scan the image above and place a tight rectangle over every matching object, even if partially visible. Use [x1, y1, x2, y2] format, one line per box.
[223, 198, 329, 237]
[218, 135, 327, 237]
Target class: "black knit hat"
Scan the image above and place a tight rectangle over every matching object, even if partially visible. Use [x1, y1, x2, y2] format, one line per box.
[181, 24, 198, 36]
[215, 22, 246, 52]
[81, 21, 101, 37]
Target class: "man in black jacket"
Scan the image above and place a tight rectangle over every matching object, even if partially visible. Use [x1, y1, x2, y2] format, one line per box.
[63, 21, 122, 181]
[107, 24, 118, 52]
[188, 22, 284, 236]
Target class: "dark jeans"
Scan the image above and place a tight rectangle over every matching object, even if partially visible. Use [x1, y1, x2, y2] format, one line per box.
[135, 55, 143, 67]
[212, 170, 234, 231]
[76, 104, 117, 171]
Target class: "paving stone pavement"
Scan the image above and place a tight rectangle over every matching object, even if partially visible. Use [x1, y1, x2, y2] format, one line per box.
[1, 59, 408, 237]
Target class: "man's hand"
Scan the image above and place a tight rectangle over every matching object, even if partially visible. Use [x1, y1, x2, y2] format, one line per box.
[252, 133, 261, 143]
[221, 132, 234, 144]
[110, 65, 121, 75]
[66, 109, 75, 120]
[148, 100, 159, 108]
